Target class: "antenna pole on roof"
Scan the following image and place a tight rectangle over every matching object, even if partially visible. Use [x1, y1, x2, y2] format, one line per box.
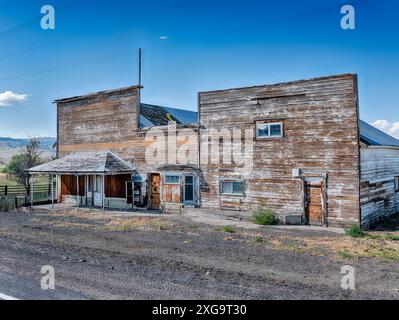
[138, 48, 142, 87]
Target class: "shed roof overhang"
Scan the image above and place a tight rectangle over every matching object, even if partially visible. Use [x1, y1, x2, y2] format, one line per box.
[27, 151, 136, 175]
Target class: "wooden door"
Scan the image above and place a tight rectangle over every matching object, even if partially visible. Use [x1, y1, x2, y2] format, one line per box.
[305, 180, 324, 226]
[150, 174, 161, 210]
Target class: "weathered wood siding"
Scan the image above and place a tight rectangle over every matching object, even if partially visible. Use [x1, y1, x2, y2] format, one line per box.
[57, 87, 199, 174]
[57, 87, 141, 150]
[360, 146, 399, 227]
[199, 74, 360, 227]
[105, 174, 131, 198]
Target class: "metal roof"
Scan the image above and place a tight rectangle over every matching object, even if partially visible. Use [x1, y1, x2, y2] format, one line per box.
[360, 120, 399, 147]
[140, 103, 198, 127]
[28, 151, 135, 175]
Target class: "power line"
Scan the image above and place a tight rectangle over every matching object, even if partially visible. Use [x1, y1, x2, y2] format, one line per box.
[0, 1, 82, 39]
[144, 0, 372, 54]
[0, 0, 373, 84]
[0, 40, 64, 61]
[0, 0, 193, 62]
[0, 51, 131, 83]
[0, 0, 17, 10]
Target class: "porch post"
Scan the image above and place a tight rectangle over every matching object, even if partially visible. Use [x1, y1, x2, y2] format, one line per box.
[76, 175, 79, 210]
[102, 174, 105, 213]
[85, 175, 87, 207]
[51, 175, 54, 210]
[31, 174, 34, 207]
[55, 175, 58, 203]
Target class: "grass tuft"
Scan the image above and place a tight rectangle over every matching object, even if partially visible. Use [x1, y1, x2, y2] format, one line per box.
[346, 224, 367, 238]
[223, 226, 236, 234]
[252, 205, 277, 226]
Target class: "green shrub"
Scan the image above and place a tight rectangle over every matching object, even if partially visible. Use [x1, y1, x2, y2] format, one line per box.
[223, 226, 235, 234]
[346, 224, 367, 238]
[385, 234, 399, 241]
[253, 236, 264, 243]
[252, 206, 277, 225]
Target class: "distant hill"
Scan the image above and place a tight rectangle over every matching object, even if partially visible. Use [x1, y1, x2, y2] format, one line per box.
[0, 137, 56, 165]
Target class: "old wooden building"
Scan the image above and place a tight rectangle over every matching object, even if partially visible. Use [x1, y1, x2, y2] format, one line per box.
[29, 74, 399, 228]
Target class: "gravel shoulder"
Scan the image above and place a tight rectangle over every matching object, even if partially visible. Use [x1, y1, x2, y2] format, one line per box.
[0, 209, 398, 300]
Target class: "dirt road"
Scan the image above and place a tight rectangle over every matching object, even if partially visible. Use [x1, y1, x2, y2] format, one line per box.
[0, 210, 398, 300]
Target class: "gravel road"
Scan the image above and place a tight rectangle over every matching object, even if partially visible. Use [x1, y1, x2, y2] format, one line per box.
[0, 210, 398, 300]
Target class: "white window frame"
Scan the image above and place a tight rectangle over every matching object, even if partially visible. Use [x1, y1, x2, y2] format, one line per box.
[220, 179, 245, 196]
[395, 176, 399, 192]
[256, 122, 284, 139]
[164, 174, 181, 185]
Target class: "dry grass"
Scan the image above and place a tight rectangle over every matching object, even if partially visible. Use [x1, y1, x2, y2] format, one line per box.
[286, 234, 399, 261]
[28, 209, 173, 233]
[100, 217, 172, 232]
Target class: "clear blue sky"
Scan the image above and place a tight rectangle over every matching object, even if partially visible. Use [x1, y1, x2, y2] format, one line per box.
[0, 0, 398, 138]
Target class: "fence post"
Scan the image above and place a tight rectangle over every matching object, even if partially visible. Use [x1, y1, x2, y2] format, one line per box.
[4, 185, 8, 212]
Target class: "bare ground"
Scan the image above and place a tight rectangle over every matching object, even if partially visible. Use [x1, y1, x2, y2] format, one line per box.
[0, 209, 398, 300]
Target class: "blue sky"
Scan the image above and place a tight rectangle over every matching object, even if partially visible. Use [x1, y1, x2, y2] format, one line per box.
[0, 0, 398, 138]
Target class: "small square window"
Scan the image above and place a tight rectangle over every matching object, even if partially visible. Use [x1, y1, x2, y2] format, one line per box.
[221, 180, 244, 196]
[256, 122, 283, 139]
[395, 176, 399, 192]
[164, 175, 180, 184]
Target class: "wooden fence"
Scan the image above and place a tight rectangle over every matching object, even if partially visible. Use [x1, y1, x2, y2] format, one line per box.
[0, 183, 56, 212]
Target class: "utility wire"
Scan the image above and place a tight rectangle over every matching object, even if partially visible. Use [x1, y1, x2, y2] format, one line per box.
[0, 51, 132, 83]
[0, 0, 372, 83]
[0, 0, 193, 61]
[0, 40, 64, 61]
[0, 0, 17, 10]
[0, 0, 82, 39]
[144, 0, 371, 54]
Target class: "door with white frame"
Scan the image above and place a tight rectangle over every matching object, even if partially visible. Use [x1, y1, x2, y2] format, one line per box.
[183, 175, 196, 206]
[94, 175, 103, 207]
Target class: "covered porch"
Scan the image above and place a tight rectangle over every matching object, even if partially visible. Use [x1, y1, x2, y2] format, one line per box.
[28, 151, 136, 211]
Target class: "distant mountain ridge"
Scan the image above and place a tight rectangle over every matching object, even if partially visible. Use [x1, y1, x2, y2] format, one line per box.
[0, 137, 56, 150]
[0, 137, 56, 165]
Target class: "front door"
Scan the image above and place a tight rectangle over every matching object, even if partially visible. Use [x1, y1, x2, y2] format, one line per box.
[183, 175, 195, 205]
[305, 179, 324, 226]
[150, 173, 161, 210]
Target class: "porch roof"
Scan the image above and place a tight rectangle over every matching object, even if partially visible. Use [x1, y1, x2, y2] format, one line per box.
[28, 151, 135, 175]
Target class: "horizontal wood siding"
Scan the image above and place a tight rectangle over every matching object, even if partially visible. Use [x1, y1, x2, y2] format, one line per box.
[199, 74, 360, 227]
[105, 174, 131, 198]
[360, 146, 399, 227]
[58, 88, 140, 147]
[59, 126, 199, 174]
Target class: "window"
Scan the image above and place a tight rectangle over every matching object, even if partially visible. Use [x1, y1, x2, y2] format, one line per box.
[256, 122, 283, 139]
[220, 180, 244, 196]
[395, 176, 399, 192]
[164, 175, 180, 184]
